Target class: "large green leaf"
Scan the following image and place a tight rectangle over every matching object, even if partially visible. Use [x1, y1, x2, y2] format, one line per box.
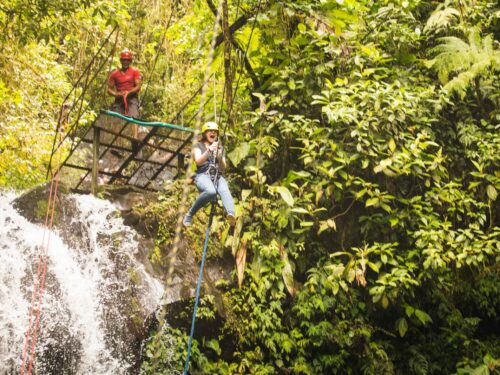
[227, 141, 250, 167]
[486, 185, 497, 201]
[415, 309, 433, 325]
[274, 186, 295, 207]
[397, 317, 408, 337]
[281, 249, 296, 296]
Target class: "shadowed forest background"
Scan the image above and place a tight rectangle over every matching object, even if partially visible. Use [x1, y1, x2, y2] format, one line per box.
[0, 0, 499, 373]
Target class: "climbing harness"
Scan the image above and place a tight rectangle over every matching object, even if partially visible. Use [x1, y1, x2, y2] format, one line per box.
[204, 142, 223, 182]
[206, 163, 220, 182]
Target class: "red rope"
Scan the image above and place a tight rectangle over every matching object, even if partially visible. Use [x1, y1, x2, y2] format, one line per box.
[20, 148, 62, 374]
[28, 169, 60, 373]
[123, 95, 129, 116]
[20, 176, 55, 373]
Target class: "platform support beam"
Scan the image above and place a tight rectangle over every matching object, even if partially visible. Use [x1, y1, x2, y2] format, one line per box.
[91, 127, 101, 195]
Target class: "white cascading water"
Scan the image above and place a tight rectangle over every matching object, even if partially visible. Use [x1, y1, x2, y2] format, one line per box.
[0, 192, 165, 374]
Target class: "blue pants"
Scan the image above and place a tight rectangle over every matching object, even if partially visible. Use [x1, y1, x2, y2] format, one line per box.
[186, 173, 235, 218]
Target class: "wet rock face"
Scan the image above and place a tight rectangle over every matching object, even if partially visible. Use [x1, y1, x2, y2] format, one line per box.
[13, 183, 233, 303]
[9, 184, 235, 372]
[100, 186, 235, 307]
[6, 187, 164, 374]
[13, 183, 69, 225]
[99, 188, 239, 360]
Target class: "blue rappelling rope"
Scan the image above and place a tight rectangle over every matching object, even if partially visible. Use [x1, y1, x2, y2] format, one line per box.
[183, 203, 215, 375]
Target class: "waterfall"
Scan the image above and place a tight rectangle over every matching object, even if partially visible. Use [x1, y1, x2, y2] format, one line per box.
[0, 192, 165, 374]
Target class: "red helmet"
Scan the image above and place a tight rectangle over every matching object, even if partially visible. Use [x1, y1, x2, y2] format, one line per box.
[120, 49, 133, 60]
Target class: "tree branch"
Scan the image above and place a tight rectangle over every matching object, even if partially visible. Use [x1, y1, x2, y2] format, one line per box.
[205, 0, 258, 49]
[205, 0, 261, 95]
[230, 38, 261, 93]
[332, 199, 356, 220]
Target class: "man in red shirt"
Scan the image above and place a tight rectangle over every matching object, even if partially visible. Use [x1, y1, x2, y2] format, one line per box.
[108, 49, 143, 139]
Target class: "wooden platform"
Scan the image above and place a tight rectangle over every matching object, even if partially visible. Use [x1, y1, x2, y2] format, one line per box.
[59, 110, 194, 193]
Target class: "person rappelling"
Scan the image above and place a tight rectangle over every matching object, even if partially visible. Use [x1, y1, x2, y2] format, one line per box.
[107, 49, 144, 142]
[183, 121, 236, 227]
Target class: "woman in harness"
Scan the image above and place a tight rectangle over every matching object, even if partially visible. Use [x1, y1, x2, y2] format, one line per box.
[183, 121, 235, 227]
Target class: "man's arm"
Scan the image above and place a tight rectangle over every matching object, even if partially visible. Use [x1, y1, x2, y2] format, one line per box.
[108, 83, 119, 97]
[125, 70, 142, 97]
[127, 76, 142, 96]
[107, 75, 122, 97]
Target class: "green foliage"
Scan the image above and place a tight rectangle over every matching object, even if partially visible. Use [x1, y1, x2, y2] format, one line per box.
[428, 28, 500, 98]
[1, 0, 499, 373]
[155, 0, 498, 373]
[0, 42, 72, 188]
[424, 3, 461, 34]
[456, 354, 500, 375]
[142, 2, 498, 373]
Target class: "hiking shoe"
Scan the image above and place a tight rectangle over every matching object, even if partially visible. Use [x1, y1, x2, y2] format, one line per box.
[183, 215, 192, 227]
[227, 214, 236, 227]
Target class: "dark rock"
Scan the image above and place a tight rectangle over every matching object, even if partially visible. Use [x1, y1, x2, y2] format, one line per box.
[12, 182, 69, 225]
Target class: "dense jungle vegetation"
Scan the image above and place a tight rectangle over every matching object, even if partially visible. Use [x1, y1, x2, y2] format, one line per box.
[1, 0, 499, 373]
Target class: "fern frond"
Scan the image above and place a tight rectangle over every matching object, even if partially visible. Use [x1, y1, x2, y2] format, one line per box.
[428, 29, 498, 96]
[431, 48, 473, 84]
[408, 347, 429, 375]
[494, 51, 500, 70]
[444, 60, 490, 98]
[424, 6, 460, 34]
[430, 36, 478, 83]
[444, 70, 474, 98]
[431, 36, 470, 55]
[482, 34, 494, 55]
[468, 28, 482, 54]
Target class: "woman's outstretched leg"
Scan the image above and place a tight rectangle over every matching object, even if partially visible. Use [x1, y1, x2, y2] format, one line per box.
[216, 176, 235, 225]
[183, 174, 217, 226]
